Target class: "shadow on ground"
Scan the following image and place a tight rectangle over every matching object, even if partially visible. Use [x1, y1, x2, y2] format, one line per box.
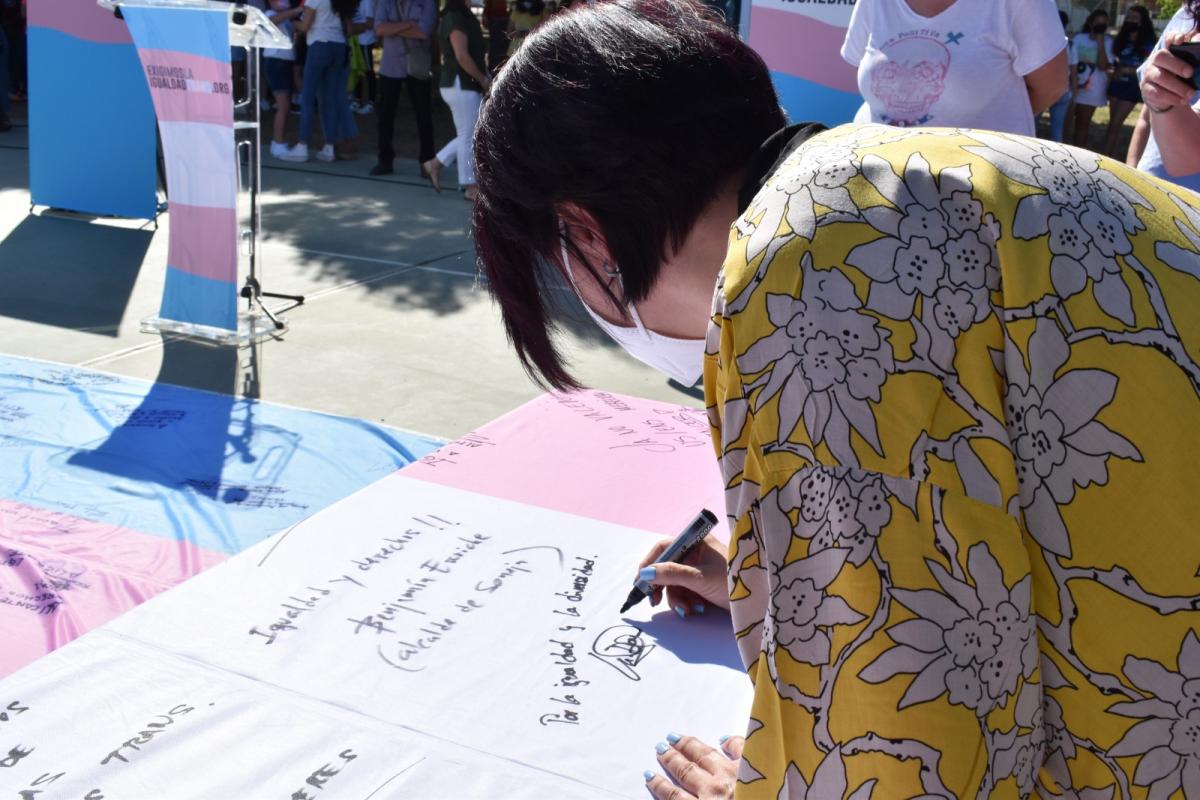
[0, 214, 152, 335]
[67, 337, 255, 500]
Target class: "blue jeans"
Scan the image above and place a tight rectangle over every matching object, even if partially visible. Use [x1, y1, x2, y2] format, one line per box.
[299, 41, 346, 145]
[336, 57, 357, 141]
[1046, 89, 1073, 143]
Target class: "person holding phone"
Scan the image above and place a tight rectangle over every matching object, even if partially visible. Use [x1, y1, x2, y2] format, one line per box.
[1127, 1, 1200, 193]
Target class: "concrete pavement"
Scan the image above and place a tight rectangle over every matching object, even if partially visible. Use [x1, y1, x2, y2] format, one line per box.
[0, 127, 702, 440]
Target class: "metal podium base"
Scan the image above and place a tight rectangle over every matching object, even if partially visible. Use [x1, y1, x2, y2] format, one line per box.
[141, 311, 286, 345]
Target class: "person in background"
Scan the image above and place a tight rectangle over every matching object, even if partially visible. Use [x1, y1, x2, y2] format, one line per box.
[1071, 8, 1113, 149]
[841, 0, 1066, 135]
[281, 0, 360, 163]
[0, 0, 24, 103]
[482, 0, 510, 73]
[371, 0, 437, 177]
[260, 0, 303, 158]
[1039, 10, 1077, 142]
[1128, 0, 1200, 194]
[351, 0, 378, 115]
[1102, 4, 1155, 157]
[291, 0, 306, 112]
[334, 10, 370, 159]
[0, 24, 9, 132]
[424, 0, 488, 199]
[507, 0, 545, 58]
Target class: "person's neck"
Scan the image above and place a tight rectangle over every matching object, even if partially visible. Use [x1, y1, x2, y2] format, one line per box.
[635, 181, 742, 341]
[905, 0, 957, 18]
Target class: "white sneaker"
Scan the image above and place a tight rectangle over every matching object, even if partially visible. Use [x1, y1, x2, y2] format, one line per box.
[354, 102, 374, 115]
[315, 145, 335, 162]
[269, 141, 290, 160]
[277, 143, 309, 162]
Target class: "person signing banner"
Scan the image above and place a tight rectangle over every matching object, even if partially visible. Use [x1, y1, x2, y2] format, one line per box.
[472, 1, 1200, 797]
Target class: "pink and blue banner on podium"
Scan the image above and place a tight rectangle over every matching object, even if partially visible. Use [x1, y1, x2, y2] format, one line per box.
[123, 5, 240, 333]
[746, 0, 861, 126]
[27, 0, 157, 218]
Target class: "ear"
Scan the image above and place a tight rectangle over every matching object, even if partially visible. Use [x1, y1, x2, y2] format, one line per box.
[555, 203, 629, 322]
[556, 202, 612, 271]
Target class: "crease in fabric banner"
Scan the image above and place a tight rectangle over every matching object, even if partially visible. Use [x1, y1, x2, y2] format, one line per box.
[123, 6, 239, 334]
[27, 0, 157, 218]
[747, 0, 861, 126]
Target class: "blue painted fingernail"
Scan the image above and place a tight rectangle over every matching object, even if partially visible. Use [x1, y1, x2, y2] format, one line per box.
[718, 735, 731, 745]
[666, 732, 681, 744]
[693, 603, 706, 614]
[674, 605, 686, 619]
[655, 742, 670, 755]
[639, 566, 656, 582]
[643, 770, 655, 782]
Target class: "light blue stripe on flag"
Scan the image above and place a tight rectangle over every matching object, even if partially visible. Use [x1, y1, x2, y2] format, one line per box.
[160, 266, 238, 332]
[770, 72, 862, 128]
[121, 5, 230, 62]
[28, 27, 157, 219]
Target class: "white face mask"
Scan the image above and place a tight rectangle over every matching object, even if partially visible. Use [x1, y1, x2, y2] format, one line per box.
[558, 234, 706, 387]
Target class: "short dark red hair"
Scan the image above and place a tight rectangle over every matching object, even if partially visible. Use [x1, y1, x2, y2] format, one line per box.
[472, 0, 785, 390]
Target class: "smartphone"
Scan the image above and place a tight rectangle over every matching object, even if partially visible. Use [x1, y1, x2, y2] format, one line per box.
[1169, 41, 1200, 91]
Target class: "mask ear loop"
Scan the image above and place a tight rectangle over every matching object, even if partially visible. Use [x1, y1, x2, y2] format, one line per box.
[556, 220, 649, 338]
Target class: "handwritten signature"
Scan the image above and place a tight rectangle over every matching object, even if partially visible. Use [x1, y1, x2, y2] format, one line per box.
[588, 625, 655, 681]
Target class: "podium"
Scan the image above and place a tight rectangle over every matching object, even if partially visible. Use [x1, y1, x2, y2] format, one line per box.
[99, 0, 302, 344]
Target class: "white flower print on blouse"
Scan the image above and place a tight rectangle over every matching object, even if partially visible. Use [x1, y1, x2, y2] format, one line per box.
[1157, 191, 1200, 283]
[1000, 318, 1143, 557]
[777, 747, 876, 800]
[844, 151, 1000, 370]
[858, 541, 1036, 717]
[1106, 630, 1200, 798]
[737, 141, 863, 264]
[736, 256, 895, 466]
[764, 546, 864, 669]
[963, 132, 1152, 327]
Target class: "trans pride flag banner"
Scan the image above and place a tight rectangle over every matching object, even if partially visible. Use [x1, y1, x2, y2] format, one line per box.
[747, 0, 860, 126]
[123, 6, 239, 334]
[28, 0, 157, 218]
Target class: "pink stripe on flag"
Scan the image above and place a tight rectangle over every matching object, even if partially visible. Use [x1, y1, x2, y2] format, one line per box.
[0, 500, 227, 677]
[137, 49, 234, 125]
[402, 391, 730, 542]
[29, 0, 132, 45]
[167, 203, 238, 284]
[0, 500, 227, 585]
[748, 7, 860, 95]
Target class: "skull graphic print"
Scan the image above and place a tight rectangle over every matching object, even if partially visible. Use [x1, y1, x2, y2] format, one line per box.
[871, 34, 951, 126]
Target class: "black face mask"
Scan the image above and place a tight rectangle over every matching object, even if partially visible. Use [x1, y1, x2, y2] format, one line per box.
[1092, 23, 1108, 34]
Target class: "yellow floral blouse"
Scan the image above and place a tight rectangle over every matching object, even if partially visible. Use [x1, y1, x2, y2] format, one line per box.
[705, 124, 1200, 799]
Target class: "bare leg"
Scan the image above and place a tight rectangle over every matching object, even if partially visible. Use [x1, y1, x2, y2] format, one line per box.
[1072, 104, 1097, 150]
[1104, 98, 1136, 157]
[272, 90, 290, 144]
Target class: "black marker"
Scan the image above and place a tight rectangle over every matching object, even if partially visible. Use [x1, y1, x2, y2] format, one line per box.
[620, 509, 718, 613]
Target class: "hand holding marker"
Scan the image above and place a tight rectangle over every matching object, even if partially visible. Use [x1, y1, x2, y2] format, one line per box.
[620, 510, 719, 616]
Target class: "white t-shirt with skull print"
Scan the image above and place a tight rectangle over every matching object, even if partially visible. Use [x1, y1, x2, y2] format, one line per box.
[841, 0, 1066, 135]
